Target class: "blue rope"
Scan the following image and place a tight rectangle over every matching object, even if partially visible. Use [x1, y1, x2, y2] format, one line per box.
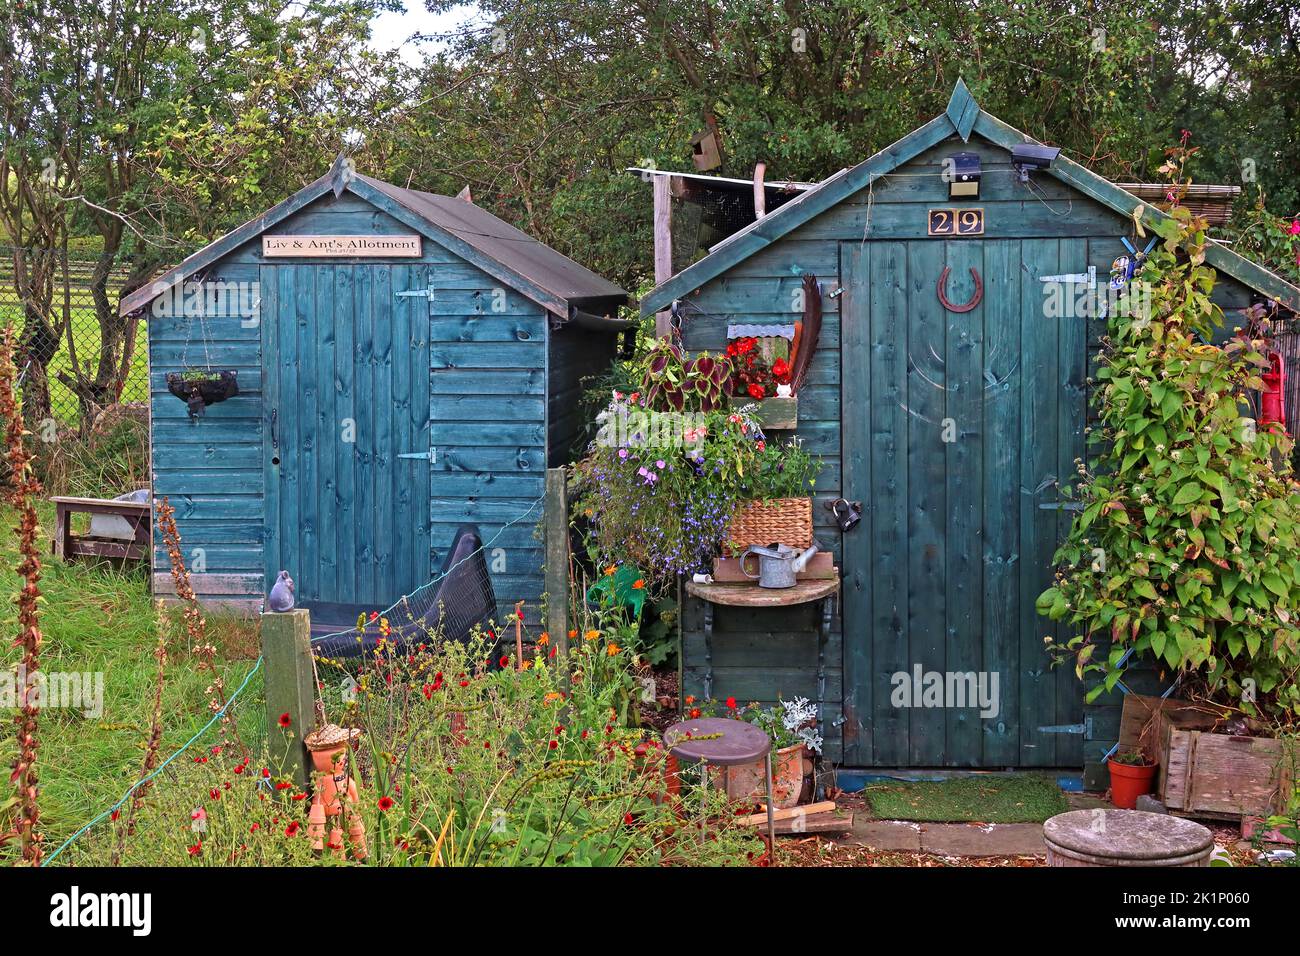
[41, 655, 265, 867]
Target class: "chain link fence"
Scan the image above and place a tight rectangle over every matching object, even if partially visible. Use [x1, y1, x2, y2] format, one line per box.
[0, 246, 148, 428]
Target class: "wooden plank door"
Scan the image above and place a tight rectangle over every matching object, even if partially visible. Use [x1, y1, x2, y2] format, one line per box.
[840, 239, 1087, 767]
[262, 263, 431, 607]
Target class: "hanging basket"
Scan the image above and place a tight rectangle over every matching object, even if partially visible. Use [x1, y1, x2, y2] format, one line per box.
[166, 369, 238, 419]
[727, 497, 814, 554]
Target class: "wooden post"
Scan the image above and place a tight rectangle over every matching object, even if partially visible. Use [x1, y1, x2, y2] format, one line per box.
[544, 467, 570, 659]
[262, 608, 315, 791]
[753, 161, 767, 219]
[514, 600, 524, 672]
[653, 173, 673, 340]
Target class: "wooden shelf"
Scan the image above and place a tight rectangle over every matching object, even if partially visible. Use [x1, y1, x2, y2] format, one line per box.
[686, 576, 839, 607]
[728, 395, 797, 430]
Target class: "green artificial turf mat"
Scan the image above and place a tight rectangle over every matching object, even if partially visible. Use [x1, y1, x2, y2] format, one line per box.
[862, 774, 1069, 823]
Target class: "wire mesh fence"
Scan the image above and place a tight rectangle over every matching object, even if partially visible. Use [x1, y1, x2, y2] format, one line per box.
[0, 246, 148, 428]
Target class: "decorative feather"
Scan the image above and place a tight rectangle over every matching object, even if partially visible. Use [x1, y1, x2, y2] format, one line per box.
[790, 274, 822, 392]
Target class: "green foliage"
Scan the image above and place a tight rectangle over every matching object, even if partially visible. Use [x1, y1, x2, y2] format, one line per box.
[744, 433, 822, 500]
[1038, 176, 1300, 721]
[1226, 202, 1300, 288]
[576, 401, 764, 588]
[97, 620, 762, 867]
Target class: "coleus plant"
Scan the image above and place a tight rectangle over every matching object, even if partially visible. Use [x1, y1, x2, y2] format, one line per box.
[641, 341, 733, 412]
[1037, 195, 1300, 720]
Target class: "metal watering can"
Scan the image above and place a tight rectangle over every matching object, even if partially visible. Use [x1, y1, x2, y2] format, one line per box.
[739, 542, 820, 589]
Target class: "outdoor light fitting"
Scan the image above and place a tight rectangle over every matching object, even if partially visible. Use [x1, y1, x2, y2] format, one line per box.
[1011, 143, 1062, 183]
[948, 151, 981, 199]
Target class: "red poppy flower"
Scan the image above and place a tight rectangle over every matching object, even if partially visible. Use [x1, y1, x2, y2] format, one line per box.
[624, 812, 635, 825]
[187, 843, 203, 856]
[262, 768, 271, 778]
[250, 823, 261, 833]
[292, 793, 307, 801]
[275, 781, 292, 791]
[285, 821, 301, 837]
[209, 788, 220, 800]
[726, 697, 737, 709]
[110, 809, 120, 821]
[499, 655, 509, 667]
[548, 740, 559, 750]
[278, 712, 292, 728]
[459, 680, 469, 687]
[689, 707, 702, 718]
[378, 796, 395, 812]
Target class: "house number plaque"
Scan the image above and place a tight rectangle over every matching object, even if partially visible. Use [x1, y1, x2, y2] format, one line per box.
[927, 208, 984, 236]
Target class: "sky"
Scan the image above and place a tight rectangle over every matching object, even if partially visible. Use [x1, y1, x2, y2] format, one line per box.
[367, 1, 485, 65]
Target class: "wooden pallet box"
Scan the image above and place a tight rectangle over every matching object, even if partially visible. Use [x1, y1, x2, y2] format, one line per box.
[1158, 718, 1292, 820]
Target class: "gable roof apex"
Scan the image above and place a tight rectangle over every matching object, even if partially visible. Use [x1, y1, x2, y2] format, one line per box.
[641, 81, 1300, 316]
[120, 169, 627, 317]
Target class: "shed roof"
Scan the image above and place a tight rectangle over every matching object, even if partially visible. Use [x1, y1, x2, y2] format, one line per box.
[120, 160, 628, 318]
[640, 79, 1300, 316]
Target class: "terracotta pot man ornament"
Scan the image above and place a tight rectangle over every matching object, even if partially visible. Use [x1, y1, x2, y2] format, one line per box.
[303, 724, 367, 860]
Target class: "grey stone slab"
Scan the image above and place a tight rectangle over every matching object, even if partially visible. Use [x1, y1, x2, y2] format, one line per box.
[919, 822, 1047, 857]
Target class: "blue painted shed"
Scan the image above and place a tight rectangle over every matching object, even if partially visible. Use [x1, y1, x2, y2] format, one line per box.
[121, 158, 628, 618]
[641, 80, 1300, 780]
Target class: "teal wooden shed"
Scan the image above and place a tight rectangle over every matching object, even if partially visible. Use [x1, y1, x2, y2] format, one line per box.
[641, 81, 1300, 782]
[122, 158, 628, 620]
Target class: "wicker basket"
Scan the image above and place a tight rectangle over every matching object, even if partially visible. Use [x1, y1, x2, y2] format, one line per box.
[727, 497, 814, 553]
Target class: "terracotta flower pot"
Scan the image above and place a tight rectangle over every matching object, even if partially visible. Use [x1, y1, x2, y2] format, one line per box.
[1108, 758, 1158, 810]
[722, 743, 805, 810]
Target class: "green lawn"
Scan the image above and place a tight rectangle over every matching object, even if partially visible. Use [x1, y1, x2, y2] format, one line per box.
[0, 502, 263, 864]
[863, 774, 1070, 824]
[0, 300, 149, 425]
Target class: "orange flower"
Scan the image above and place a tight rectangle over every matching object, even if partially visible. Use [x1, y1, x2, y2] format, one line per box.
[584, 629, 600, 642]
[568, 629, 578, 639]
[537, 632, 550, 646]
[606, 643, 621, 657]
[604, 565, 618, 576]
[684, 695, 695, 705]
[631, 579, 645, 590]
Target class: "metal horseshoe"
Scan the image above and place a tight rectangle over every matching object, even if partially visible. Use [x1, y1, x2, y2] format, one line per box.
[936, 265, 983, 313]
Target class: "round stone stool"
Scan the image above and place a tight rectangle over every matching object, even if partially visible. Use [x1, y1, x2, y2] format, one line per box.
[1043, 809, 1214, 867]
[665, 717, 775, 853]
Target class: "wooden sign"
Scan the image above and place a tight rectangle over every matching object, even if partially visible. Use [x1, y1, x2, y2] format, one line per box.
[262, 234, 422, 258]
[927, 208, 984, 236]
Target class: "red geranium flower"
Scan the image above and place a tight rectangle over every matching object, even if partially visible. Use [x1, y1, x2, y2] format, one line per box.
[726, 697, 737, 709]
[747, 383, 765, 400]
[689, 707, 702, 718]
[378, 796, 395, 812]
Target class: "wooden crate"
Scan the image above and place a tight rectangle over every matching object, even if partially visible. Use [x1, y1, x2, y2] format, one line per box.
[1118, 694, 1293, 820]
[1159, 718, 1292, 820]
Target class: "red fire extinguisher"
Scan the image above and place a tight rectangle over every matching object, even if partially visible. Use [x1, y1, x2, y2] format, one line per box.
[1260, 351, 1287, 435]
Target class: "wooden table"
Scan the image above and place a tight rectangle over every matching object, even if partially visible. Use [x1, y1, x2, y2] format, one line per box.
[685, 577, 840, 718]
[50, 495, 151, 562]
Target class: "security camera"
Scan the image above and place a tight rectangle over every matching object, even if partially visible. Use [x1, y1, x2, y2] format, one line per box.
[1011, 143, 1062, 182]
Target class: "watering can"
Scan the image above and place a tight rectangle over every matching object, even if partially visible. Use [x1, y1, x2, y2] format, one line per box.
[739, 542, 820, 589]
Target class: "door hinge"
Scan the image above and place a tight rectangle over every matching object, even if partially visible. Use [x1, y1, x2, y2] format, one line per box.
[396, 285, 435, 300]
[398, 447, 436, 462]
[1039, 266, 1096, 288]
[1038, 716, 1093, 739]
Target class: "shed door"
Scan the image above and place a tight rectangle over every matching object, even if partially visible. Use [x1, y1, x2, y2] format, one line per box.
[262, 263, 431, 607]
[840, 238, 1088, 768]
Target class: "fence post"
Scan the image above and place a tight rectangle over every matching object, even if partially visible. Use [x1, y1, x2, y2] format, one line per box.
[261, 608, 315, 791]
[544, 467, 570, 659]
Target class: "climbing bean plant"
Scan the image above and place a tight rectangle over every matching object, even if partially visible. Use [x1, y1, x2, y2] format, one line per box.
[1038, 198, 1300, 721]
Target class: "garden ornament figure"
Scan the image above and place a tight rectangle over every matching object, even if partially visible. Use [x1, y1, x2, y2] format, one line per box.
[303, 724, 367, 859]
[268, 570, 295, 611]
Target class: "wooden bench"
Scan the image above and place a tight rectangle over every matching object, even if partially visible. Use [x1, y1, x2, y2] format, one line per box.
[50, 495, 151, 562]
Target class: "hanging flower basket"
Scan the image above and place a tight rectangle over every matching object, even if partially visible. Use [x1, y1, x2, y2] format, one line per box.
[166, 369, 239, 419]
